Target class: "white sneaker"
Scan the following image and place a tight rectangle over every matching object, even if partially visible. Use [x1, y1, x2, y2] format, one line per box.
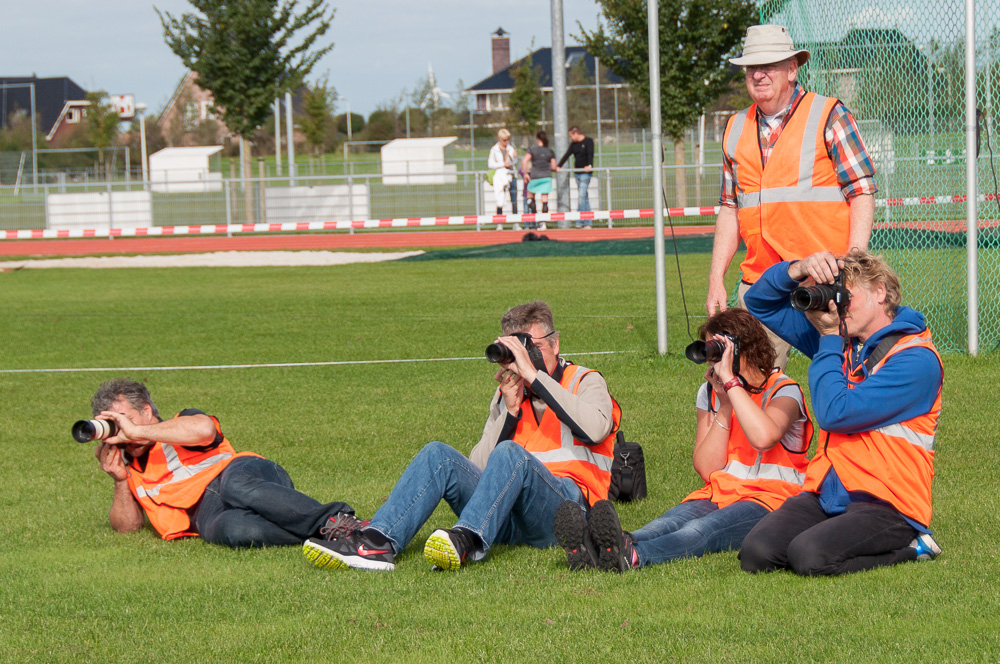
[495, 224, 503, 231]
[513, 223, 522, 231]
[539, 222, 547, 231]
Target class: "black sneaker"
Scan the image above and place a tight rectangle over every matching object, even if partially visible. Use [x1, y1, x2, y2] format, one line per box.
[302, 530, 395, 571]
[588, 499, 639, 572]
[553, 500, 598, 570]
[424, 528, 477, 571]
[317, 512, 371, 541]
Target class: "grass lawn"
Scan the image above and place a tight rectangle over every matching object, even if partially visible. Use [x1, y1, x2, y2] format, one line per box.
[1, 252, 997, 663]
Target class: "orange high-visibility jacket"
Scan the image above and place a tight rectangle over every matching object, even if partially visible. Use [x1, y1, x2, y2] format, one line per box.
[686, 372, 813, 511]
[803, 330, 942, 526]
[126, 414, 259, 539]
[513, 364, 621, 506]
[724, 92, 851, 283]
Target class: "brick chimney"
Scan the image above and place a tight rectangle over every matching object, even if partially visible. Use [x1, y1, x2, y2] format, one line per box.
[492, 27, 510, 74]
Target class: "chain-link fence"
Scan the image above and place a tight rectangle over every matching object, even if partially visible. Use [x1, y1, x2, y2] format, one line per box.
[760, 1, 999, 353]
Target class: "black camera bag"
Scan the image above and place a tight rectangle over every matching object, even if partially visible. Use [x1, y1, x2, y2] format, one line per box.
[608, 431, 647, 502]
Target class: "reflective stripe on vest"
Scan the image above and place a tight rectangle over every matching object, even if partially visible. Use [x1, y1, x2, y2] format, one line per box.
[135, 447, 234, 498]
[804, 329, 941, 526]
[513, 363, 620, 506]
[717, 458, 806, 486]
[724, 92, 851, 282]
[685, 372, 812, 511]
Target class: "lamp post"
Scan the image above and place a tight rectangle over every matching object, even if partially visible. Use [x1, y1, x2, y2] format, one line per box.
[135, 102, 149, 185]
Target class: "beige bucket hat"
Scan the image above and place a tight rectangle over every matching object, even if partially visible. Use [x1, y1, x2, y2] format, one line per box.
[730, 25, 810, 67]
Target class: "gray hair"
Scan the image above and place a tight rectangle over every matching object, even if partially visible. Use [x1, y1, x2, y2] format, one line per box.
[501, 301, 556, 337]
[91, 378, 160, 418]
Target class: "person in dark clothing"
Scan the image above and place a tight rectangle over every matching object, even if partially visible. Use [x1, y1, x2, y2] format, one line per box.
[557, 126, 595, 220]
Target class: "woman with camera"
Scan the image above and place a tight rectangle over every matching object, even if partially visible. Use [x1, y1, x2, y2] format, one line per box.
[554, 308, 813, 572]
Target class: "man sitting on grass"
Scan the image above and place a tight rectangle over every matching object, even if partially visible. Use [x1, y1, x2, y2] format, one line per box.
[302, 301, 621, 572]
[739, 249, 943, 575]
[91, 378, 361, 548]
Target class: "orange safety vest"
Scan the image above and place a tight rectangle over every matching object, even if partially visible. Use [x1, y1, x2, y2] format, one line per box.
[126, 414, 260, 540]
[802, 330, 942, 526]
[513, 363, 621, 506]
[686, 372, 813, 511]
[723, 92, 852, 283]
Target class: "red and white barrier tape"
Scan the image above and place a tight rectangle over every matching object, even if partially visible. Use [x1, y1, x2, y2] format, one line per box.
[7, 192, 994, 241]
[0, 207, 719, 241]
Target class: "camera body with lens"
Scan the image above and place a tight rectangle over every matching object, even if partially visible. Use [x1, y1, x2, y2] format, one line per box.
[791, 271, 851, 315]
[685, 333, 741, 376]
[71, 418, 119, 443]
[485, 332, 548, 375]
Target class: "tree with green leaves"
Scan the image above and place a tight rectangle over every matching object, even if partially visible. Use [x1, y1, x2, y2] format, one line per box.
[156, 0, 335, 182]
[507, 51, 544, 138]
[84, 91, 121, 178]
[579, 0, 756, 204]
[299, 76, 337, 156]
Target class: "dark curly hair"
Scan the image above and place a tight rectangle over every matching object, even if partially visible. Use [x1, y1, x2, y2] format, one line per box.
[699, 308, 776, 376]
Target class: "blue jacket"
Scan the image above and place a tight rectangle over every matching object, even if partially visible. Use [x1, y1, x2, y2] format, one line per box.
[744, 261, 943, 527]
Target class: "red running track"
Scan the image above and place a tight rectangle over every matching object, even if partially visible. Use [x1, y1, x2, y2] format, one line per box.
[0, 226, 713, 258]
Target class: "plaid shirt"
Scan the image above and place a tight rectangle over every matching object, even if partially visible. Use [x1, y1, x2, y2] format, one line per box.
[720, 83, 878, 208]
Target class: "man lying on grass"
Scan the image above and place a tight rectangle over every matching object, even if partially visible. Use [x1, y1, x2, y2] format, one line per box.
[740, 249, 943, 575]
[91, 378, 361, 548]
[302, 300, 621, 572]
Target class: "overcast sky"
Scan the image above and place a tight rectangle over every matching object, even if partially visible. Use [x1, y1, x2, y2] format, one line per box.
[4, 0, 604, 118]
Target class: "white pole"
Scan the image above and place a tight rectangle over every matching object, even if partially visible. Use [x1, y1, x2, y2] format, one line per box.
[551, 0, 570, 216]
[274, 98, 282, 176]
[346, 100, 353, 142]
[648, 0, 667, 354]
[595, 56, 602, 169]
[138, 107, 149, 184]
[285, 91, 295, 184]
[29, 83, 38, 190]
[965, 0, 979, 355]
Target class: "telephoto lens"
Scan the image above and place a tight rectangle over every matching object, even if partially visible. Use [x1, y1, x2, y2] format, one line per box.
[791, 284, 838, 311]
[71, 419, 119, 443]
[685, 339, 725, 364]
[485, 343, 514, 363]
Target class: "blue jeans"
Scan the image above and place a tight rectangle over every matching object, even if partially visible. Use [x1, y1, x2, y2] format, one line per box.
[367, 441, 585, 560]
[575, 171, 593, 215]
[630, 499, 769, 567]
[194, 456, 353, 548]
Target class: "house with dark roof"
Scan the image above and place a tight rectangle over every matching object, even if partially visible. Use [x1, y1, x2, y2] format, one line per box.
[466, 29, 627, 113]
[0, 76, 88, 140]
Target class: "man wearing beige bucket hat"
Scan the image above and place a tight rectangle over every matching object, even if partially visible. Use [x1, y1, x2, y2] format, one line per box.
[707, 24, 877, 371]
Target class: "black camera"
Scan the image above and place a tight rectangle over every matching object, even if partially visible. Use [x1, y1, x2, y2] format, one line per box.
[486, 332, 536, 364]
[791, 271, 851, 314]
[685, 333, 741, 375]
[71, 419, 119, 443]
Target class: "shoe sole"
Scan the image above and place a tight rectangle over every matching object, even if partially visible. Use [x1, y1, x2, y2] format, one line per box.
[552, 501, 597, 570]
[587, 500, 628, 572]
[424, 532, 462, 571]
[302, 539, 395, 572]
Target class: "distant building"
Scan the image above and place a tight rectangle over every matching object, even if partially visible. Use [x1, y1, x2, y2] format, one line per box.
[0, 75, 88, 144]
[466, 28, 627, 113]
[159, 71, 307, 147]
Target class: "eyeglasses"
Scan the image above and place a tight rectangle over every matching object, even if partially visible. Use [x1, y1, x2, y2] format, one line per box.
[745, 63, 788, 76]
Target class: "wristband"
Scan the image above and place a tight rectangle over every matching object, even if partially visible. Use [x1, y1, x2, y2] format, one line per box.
[722, 376, 743, 393]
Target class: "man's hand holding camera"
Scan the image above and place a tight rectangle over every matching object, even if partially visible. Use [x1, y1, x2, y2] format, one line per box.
[492, 335, 540, 415]
[789, 251, 849, 337]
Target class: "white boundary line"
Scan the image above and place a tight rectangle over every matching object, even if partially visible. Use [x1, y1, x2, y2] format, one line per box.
[0, 350, 629, 374]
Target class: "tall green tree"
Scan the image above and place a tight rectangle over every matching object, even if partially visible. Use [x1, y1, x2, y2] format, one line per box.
[579, 0, 756, 204]
[299, 76, 337, 155]
[507, 52, 544, 138]
[84, 91, 121, 177]
[156, 0, 335, 182]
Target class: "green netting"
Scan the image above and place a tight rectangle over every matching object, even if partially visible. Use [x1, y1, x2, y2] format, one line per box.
[761, 0, 1000, 353]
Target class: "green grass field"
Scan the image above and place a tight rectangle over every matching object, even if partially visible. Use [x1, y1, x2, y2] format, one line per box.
[2, 252, 998, 663]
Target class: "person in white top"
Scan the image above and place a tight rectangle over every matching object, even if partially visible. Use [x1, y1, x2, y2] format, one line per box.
[488, 128, 518, 227]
